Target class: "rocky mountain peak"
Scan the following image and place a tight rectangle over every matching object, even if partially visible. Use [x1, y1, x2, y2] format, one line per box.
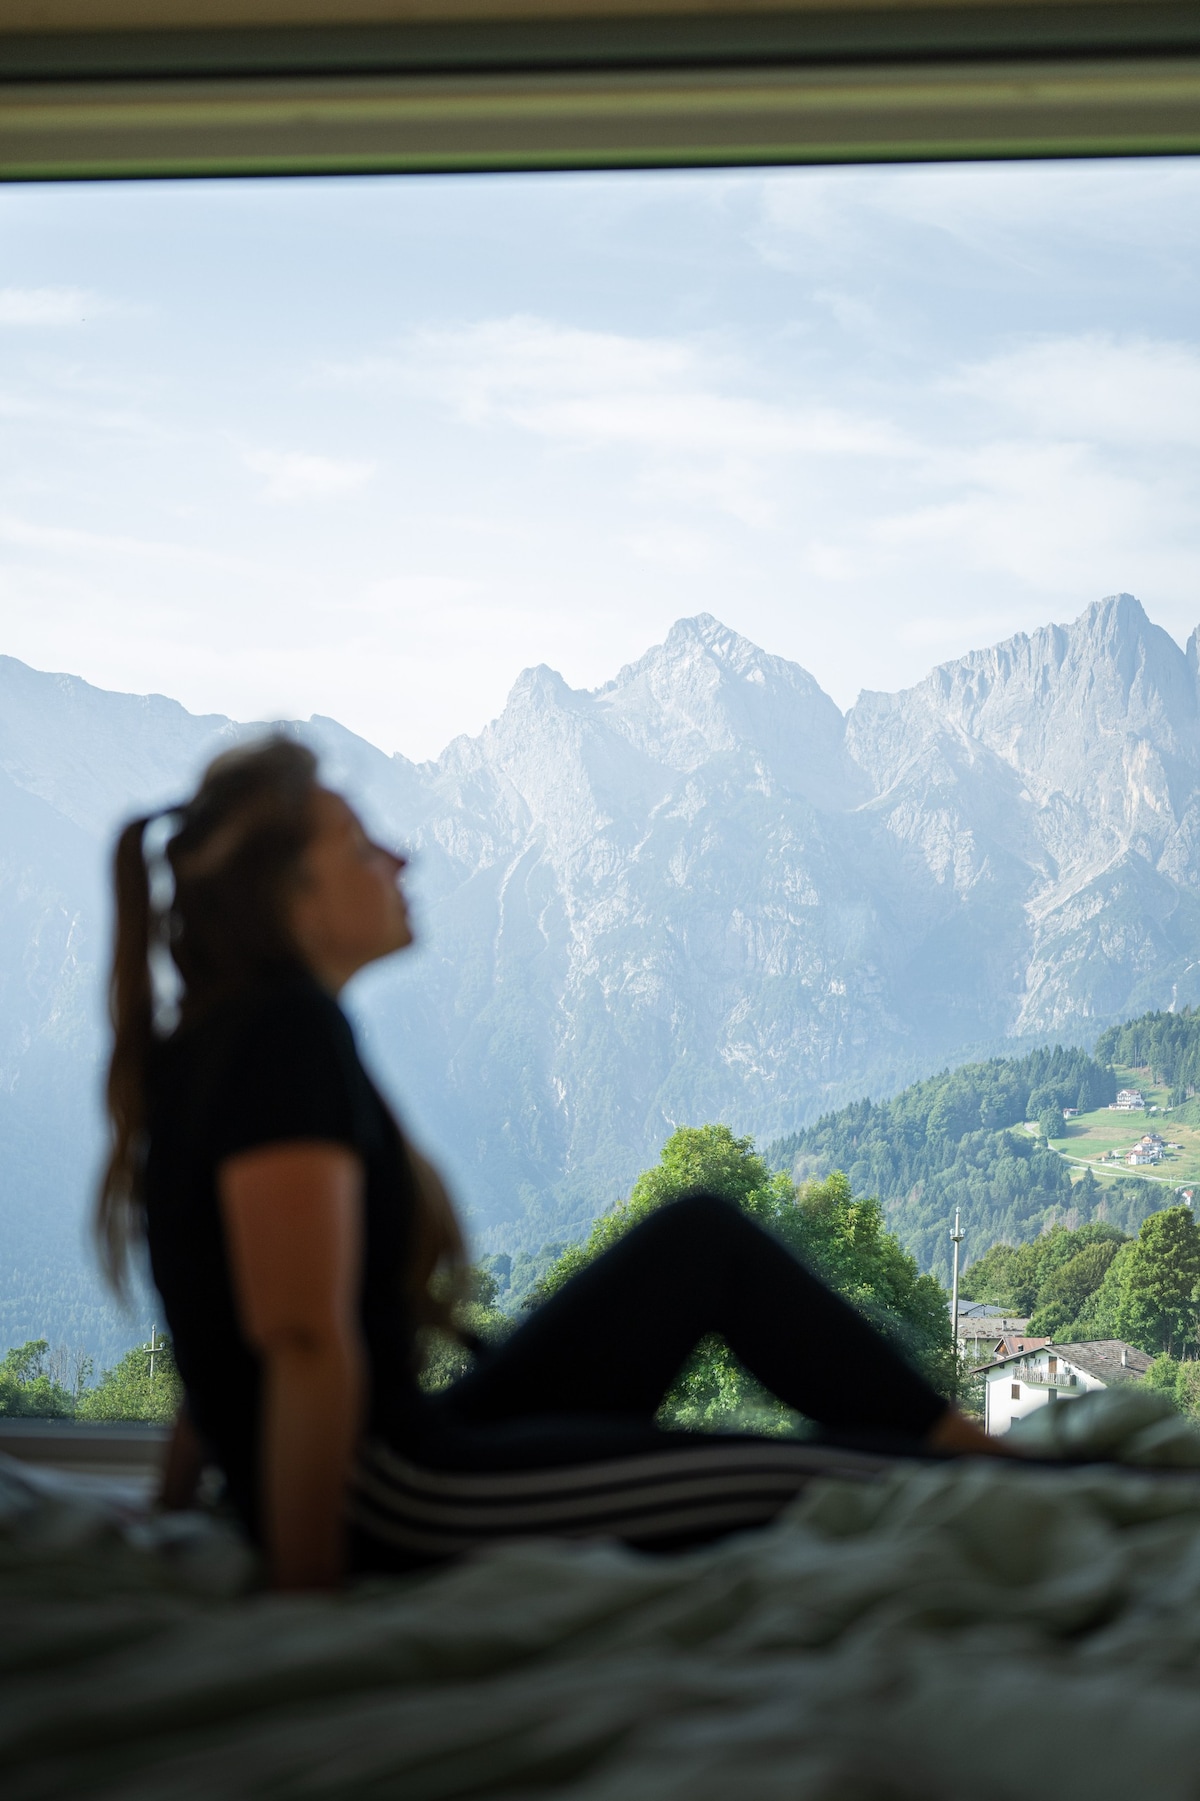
[1082, 589, 1149, 636]
[849, 595, 1197, 806]
[507, 662, 580, 710]
[593, 614, 857, 805]
[656, 611, 773, 671]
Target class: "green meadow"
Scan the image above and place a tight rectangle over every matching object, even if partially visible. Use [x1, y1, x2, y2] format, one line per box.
[1044, 1068, 1200, 1191]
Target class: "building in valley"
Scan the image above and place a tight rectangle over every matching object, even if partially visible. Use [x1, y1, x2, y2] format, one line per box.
[980, 1340, 1152, 1435]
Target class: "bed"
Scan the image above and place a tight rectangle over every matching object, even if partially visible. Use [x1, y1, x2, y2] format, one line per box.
[5, 1388, 1200, 1801]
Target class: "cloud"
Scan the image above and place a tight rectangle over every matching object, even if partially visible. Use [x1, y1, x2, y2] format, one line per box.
[0, 509, 251, 572]
[894, 611, 1032, 650]
[855, 335, 1200, 599]
[870, 435, 1198, 599]
[0, 286, 116, 326]
[244, 449, 376, 503]
[623, 524, 719, 573]
[950, 335, 1200, 450]
[747, 161, 1200, 279]
[330, 316, 911, 464]
[355, 574, 481, 618]
[323, 314, 1200, 568]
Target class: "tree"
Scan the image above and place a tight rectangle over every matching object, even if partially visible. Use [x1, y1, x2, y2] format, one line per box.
[1027, 1084, 1060, 1122]
[1143, 1354, 1200, 1423]
[961, 1222, 1129, 1330]
[1037, 1107, 1063, 1142]
[76, 1335, 183, 1423]
[0, 1340, 74, 1418]
[1112, 1206, 1200, 1356]
[1178, 1361, 1200, 1421]
[1061, 1243, 1131, 1342]
[959, 1242, 1020, 1308]
[1076, 1167, 1100, 1207]
[1028, 1240, 1122, 1337]
[926, 1083, 982, 1142]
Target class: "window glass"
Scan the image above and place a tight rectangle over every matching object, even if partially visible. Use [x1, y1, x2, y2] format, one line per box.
[4, 160, 1200, 1411]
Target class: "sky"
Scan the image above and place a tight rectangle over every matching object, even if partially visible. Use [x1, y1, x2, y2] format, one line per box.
[3, 160, 1200, 760]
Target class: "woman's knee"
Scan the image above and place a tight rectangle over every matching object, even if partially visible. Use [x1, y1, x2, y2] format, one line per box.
[635, 1190, 743, 1245]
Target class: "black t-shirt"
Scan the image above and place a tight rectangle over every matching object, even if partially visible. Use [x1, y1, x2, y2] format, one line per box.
[144, 972, 422, 1535]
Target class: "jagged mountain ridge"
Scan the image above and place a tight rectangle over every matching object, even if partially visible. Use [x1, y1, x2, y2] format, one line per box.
[2, 593, 1199, 1358]
[848, 595, 1200, 1035]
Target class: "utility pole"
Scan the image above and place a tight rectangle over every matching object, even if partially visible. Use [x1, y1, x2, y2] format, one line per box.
[950, 1209, 965, 1398]
[148, 1324, 159, 1383]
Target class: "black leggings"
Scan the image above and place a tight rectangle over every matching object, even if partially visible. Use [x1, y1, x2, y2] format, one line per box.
[347, 1194, 946, 1567]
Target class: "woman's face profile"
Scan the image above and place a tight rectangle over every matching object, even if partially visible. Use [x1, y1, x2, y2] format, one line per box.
[288, 787, 413, 989]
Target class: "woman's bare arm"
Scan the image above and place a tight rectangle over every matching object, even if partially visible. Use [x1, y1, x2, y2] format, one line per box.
[219, 1143, 365, 1590]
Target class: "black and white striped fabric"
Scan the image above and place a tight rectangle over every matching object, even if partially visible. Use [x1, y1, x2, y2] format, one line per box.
[348, 1436, 888, 1563]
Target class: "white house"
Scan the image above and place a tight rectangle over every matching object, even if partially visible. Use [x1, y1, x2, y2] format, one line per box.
[1111, 1090, 1145, 1111]
[980, 1339, 1152, 1435]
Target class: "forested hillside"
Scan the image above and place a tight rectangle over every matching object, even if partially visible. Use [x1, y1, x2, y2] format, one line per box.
[768, 1046, 1160, 1285]
[1095, 1010, 1200, 1104]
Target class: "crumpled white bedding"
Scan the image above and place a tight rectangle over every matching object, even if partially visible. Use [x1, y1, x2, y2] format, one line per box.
[5, 1389, 1200, 1801]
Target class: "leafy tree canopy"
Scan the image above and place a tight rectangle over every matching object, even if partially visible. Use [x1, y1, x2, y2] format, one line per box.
[75, 1337, 182, 1423]
[1037, 1107, 1064, 1142]
[962, 1221, 1129, 1317]
[961, 1207, 1200, 1357]
[1110, 1206, 1200, 1357]
[1030, 1240, 1124, 1338]
[0, 1340, 74, 1419]
[1145, 1353, 1200, 1423]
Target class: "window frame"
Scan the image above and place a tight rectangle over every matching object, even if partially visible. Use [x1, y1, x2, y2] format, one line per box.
[4, 2, 1200, 183]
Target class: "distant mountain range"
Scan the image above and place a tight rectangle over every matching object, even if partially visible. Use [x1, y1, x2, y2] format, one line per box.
[4, 592, 1200, 1360]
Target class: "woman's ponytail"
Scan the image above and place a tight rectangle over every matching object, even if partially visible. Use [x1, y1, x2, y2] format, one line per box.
[95, 734, 463, 1331]
[96, 738, 318, 1294]
[96, 816, 157, 1294]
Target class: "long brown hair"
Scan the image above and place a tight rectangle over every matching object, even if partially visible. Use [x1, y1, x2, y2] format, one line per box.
[97, 734, 464, 1322]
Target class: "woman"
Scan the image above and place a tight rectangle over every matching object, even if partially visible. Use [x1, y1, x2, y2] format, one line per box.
[100, 737, 993, 1591]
